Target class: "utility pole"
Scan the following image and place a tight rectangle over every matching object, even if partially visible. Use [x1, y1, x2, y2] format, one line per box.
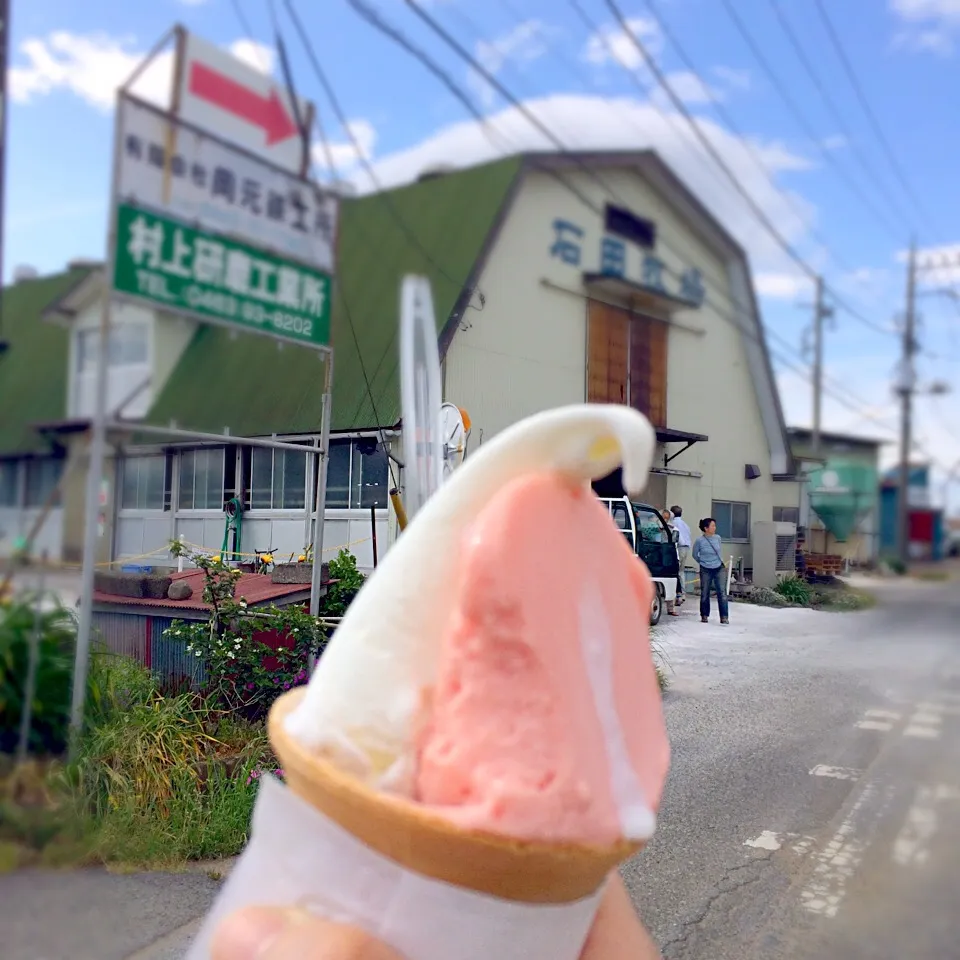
[897, 240, 918, 566]
[811, 276, 833, 456]
[0, 0, 11, 356]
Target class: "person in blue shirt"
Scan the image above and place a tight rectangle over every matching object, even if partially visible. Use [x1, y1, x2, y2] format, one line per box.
[670, 505, 692, 605]
[692, 517, 730, 625]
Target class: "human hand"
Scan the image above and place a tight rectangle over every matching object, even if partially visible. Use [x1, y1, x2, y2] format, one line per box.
[210, 876, 660, 960]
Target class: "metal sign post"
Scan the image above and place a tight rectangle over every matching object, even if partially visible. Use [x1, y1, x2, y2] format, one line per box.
[309, 351, 334, 619]
[70, 26, 338, 744]
[69, 105, 124, 754]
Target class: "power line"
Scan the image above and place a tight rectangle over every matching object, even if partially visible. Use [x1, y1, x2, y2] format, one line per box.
[595, 0, 895, 341]
[355, 2, 915, 450]
[765, 0, 920, 234]
[715, 0, 904, 247]
[812, 0, 942, 241]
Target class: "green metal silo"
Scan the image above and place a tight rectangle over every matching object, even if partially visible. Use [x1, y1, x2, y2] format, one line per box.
[806, 459, 877, 542]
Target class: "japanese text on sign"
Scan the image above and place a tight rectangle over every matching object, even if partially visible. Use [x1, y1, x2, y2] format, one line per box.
[116, 95, 338, 272]
[548, 218, 705, 308]
[112, 203, 331, 349]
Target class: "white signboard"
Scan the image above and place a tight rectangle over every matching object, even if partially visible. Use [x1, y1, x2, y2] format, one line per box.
[116, 95, 337, 272]
[177, 31, 313, 175]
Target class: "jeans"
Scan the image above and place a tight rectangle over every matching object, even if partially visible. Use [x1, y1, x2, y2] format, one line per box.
[677, 546, 690, 596]
[700, 566, 729, 620]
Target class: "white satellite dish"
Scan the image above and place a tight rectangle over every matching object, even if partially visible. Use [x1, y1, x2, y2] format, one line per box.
[400, 276, 443, 522]
[440, 402, 470, 478]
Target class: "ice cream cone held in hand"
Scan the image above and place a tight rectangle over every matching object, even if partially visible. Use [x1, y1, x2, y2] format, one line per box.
[271, 403, 671, 904]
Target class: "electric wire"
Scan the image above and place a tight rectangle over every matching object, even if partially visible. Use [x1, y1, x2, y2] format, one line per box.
[765, 0, 920, 234]
[811, 0, 943, 241]
[352, 1, 913, 448]
[597, 0, 895, 340]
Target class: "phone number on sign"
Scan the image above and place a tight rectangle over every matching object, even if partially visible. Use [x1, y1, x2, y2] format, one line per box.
[184, 286, 315, 339]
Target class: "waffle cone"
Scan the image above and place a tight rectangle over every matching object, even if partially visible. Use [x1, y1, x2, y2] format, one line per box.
[269, 688, 640, 904]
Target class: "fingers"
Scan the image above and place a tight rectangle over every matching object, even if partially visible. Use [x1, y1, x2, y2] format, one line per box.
[581, 876, 662, 960]
[211, 907, 403, 960]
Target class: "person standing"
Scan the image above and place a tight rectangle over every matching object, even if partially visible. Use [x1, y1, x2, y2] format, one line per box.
[692, 517, 730, 624]
[670, 504, 692, 605]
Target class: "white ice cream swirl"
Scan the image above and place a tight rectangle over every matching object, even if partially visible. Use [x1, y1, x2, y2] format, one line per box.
[284, 404, 656, 795]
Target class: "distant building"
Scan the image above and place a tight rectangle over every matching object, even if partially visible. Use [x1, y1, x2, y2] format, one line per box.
[879, 464, 946, 561]
[1, 151, 802, 572]
[787, 428, 886, 562]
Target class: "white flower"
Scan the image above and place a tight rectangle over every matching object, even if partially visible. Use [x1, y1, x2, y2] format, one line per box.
[195, 650, 202, 658]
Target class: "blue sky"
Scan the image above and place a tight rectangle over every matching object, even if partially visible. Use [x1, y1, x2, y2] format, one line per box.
[6, 0, 960, 506]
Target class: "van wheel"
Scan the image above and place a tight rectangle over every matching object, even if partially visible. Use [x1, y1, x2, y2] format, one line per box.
[650, 588, 663, 626]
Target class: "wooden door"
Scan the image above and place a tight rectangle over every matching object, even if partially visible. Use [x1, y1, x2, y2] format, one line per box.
[629, 314, 668, 428]
[588, 300, 668, 426]
[587, 301, 628, 405]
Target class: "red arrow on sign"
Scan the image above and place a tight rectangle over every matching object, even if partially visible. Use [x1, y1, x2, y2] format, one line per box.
[188, 61, 298, 146]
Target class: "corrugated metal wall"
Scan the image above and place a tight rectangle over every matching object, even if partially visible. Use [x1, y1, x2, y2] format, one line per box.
[150, 615, 207, 689]
[91, 610, 206, 688]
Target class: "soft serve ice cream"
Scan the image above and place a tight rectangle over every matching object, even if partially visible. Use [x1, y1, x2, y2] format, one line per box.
[283, 404, 670, 850]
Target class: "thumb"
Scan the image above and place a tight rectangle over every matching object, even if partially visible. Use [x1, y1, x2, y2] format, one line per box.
[211, 906, 401, 960]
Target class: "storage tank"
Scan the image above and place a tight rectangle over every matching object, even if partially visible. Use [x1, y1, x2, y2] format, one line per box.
[807, 459, 877, 542]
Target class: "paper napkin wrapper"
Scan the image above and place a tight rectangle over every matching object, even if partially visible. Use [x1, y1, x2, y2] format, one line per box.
[184, 776, 606, 960]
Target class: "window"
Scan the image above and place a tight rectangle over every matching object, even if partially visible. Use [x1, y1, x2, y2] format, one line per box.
[121, 455, 167, 510]
[604, 204, 656, 248]
[178, 449, 224, 510]
[711, 500, 750, 541]
[76, 324, 149, 372]
[248, 448, 308, 510]
[24, 458, 64, 508]
[0, 460, 19, 507]
[323, 439, 389, 509]
[773, 506, 800, 525]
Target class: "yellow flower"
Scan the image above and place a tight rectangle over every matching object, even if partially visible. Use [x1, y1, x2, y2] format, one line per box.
[212, 555, 221, 564]
[298, 554, 306, 563]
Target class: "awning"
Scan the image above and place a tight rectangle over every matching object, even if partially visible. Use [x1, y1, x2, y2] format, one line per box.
[583, 272, 701, 315]
[656, 427, 708, 466]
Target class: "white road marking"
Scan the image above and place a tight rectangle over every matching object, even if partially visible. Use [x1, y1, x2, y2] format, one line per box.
[799, 781, 892, 920]
[904, 725, 941, 739]
[744, 830, 782, 851]
[809, 765, 862, 781]
[864, 709, 902, 720]
[893, 784, 960, 867]
[910, 712, 942, 726]
[857, 719, 893, 731]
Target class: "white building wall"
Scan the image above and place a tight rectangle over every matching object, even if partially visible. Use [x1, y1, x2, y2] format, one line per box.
[444, 166, 798, 567]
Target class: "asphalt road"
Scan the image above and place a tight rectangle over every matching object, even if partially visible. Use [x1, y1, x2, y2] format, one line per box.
[625, 575, 960, 960]
[2, 573, 958, 959]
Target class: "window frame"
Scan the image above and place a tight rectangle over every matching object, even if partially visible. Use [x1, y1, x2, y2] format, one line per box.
[322, 439, 389, 511]
[177, 448, 226, 512]
[246, 446, 309, 512]
[710, 499, 751, 542]
[120, 454, 169, 512]
[0, 459, 21, 508]
[24, 457, 65, 509]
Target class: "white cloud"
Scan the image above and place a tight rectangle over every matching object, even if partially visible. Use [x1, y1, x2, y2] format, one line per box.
[353, 93, 817, 275]
[9, 32, 174, 110]
[468, 21, 549, 109]
[312, 119, 378, 176]
[713, 65, 751, 91]
[822, 134, 847, 151]
[890, 0, 960, 54]
[755, 272, 811, 300]
[902, 241, 960, 284]
[228, 39, 275, 75]
[650, 70, 722, 108]
[582, 17, 663, 72]
[9, 32, 277, 113]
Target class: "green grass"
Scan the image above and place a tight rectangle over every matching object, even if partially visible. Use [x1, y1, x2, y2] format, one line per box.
[2, 655, 275, 871]
[809, 584, 877, 612]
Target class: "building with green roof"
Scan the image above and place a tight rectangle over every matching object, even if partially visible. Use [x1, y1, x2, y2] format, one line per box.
[1, 150, 801, 576]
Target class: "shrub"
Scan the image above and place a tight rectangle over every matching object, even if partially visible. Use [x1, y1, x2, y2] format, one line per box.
[322, 550, 366, 618]
[0, 595, 77, 755]
[746, 586, 791, 608]
[774, 575, 812, 606]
